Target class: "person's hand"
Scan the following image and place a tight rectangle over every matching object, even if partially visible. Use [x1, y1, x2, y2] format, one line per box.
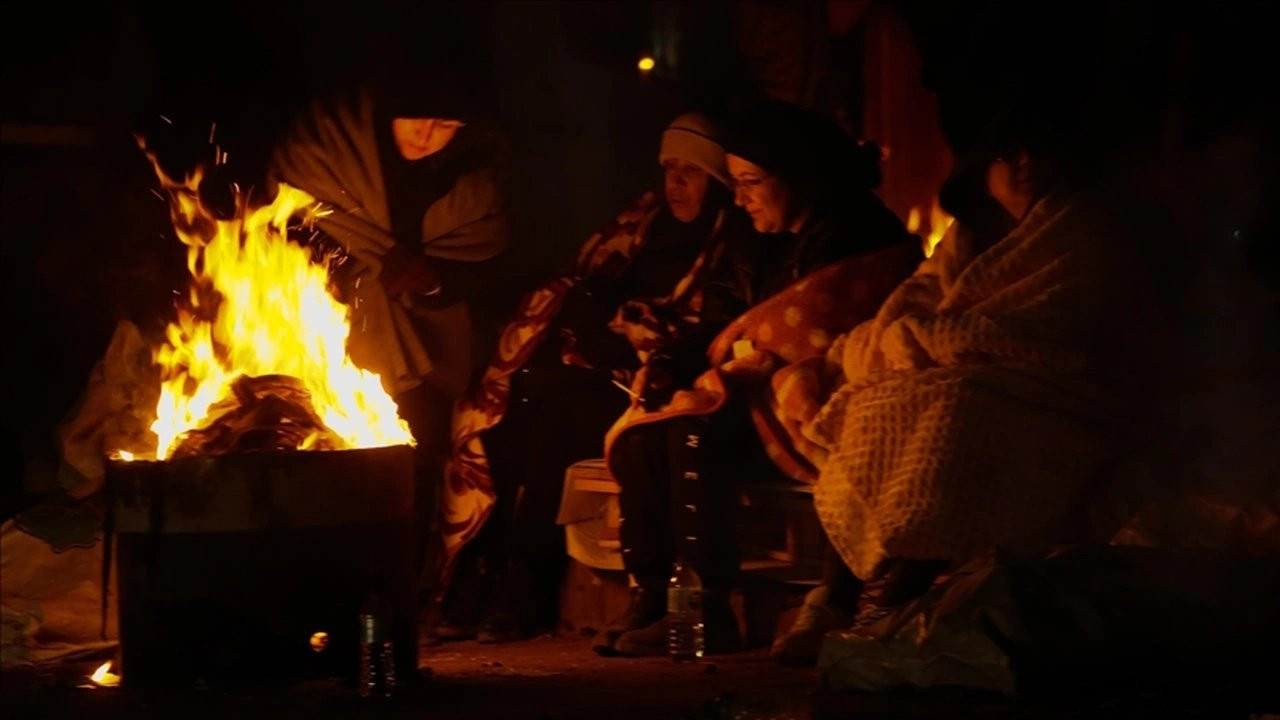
[380, 245, 441, 298]
[718, 348, 777, 383]
[640, 354, 677, 411]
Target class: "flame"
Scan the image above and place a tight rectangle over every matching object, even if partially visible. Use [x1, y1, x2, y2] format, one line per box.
[907, 198, 954, 258]
[89, 661, 121, 687]
[138, 142, 412, 460]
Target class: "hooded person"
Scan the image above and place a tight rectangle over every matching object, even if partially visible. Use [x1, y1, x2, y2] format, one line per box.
[437, 113, 756, 643]
[268, 63, 513, 593]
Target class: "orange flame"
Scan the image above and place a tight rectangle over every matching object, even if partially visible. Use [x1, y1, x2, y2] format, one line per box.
[89, 661, 121, 687]
[136, 142, 412, 460]
[907, 199, 954, 258]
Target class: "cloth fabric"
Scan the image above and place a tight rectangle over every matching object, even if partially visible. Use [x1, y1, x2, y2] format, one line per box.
[659, 113, 729, 186]
[443, 192, 735, 557]
[804, 189, 1154, 579]
[269, 88, 509, 396]
[611, 409, 749, 592]
[1, 517, 117, 669]
[603, 241, 922, 485]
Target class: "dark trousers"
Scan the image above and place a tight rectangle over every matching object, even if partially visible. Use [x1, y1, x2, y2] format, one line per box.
[394, 379, 457, 595]
[612, 404, 752, 593]
[456, 344, 628, 620]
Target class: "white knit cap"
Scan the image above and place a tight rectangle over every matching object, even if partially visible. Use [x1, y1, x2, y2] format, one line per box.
[658, 113, 729, 187]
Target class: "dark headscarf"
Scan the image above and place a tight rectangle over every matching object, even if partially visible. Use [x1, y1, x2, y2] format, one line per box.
[724, 100, 883, 206]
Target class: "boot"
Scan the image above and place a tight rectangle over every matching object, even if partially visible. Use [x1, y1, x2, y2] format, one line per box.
[702, 590, 743, 655]
[429, 559, 492, 641]
[592, 586, 666, 656]
[769, 585, 855, 667]
[476, 562, 540, 644]
[844, 559, 947, 641]
[614, 590, 741, 657]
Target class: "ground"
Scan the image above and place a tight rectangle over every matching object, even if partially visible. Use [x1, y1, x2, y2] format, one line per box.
[0, 633, 1267, 719]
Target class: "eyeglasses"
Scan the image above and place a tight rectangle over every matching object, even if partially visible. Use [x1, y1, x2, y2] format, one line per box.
[728, 174, 769, 195]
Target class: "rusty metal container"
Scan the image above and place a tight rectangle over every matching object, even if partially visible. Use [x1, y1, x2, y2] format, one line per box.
[106, 445, 416, 688]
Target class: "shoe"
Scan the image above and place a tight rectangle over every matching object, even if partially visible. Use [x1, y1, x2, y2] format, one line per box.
[842, 559, 945, 641]
[843, 599, 899, 640]
[592, 586, 665, 656]
[702, 591, 743, 655]
[428, 561, 493, 642]
[770, 585, 855, 667]
[614, 590, 741, 658]
[476, 611, 531, 644]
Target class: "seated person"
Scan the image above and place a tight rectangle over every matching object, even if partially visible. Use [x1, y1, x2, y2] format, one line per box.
[768, 100, 1166, 666]
[439, 113, 755, 642]
[596, 101, 920, 658]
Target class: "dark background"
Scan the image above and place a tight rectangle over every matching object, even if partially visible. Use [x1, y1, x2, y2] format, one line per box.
[3, 1, 1276, 515]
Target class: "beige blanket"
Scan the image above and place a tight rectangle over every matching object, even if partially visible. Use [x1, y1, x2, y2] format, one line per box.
[805, 190, 1150, 578]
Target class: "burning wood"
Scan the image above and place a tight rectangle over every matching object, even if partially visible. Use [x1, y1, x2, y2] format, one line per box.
[119, 141, 413, 461]
[170, 374, 342, 459]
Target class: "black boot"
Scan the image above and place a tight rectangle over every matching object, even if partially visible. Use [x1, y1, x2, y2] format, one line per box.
[476, 562, 541, 644]
[592, 586, 666, 656]
[614, 590, 741, 658]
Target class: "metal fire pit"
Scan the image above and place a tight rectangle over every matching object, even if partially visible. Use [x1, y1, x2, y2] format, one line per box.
[106, 444, 416, 688]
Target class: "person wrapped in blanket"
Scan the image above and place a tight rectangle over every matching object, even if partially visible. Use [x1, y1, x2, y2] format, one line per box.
[595, 101, 918, 658]
[437, 114, 757, 643]
[768, 99, 1168, 667]
[268, 63, 512, 591]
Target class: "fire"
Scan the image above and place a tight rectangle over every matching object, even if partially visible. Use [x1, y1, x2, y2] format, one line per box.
[907, 199, 954, 258]
[89, 661, 121, 687]
[138, 142, 413, 460]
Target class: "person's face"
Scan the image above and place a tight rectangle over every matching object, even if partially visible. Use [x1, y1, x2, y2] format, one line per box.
[727, 154, 792, 233]
[985, 150, 1037, 222]
[663, 158, 711, 223]
[391, 118, 463, 161]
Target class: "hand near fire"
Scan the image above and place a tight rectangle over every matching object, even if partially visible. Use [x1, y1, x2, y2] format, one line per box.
[380, 244, 443, 299]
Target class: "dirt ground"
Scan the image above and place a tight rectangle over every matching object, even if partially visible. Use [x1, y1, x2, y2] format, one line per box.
[1, 633, 1267, 719]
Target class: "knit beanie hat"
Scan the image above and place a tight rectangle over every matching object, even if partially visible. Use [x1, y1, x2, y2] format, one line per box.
[658, 113, 729, 187]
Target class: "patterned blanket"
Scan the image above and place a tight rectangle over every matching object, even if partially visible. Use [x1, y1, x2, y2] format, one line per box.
[443, 193, 730, 555]
[806, 189, 1151, 579]
[603, 242, 922, 484]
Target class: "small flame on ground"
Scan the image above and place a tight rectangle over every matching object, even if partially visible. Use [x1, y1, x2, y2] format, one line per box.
[112, 450, 136, 462]
[89, 661, 121, 687]
[310, 631, 330, 653]
[907, 199, 954, 258]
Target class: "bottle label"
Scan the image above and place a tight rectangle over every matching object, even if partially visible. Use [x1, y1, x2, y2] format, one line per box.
[667, 587, 702, 614]
[359, 613, 383, 643]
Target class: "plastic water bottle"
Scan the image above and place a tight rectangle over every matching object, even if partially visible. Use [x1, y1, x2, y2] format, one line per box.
[358, 590, 396, 698]
[667, 559, 704, 661]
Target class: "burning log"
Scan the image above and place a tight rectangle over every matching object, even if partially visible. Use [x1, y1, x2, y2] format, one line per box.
[171, 374, 342, 459]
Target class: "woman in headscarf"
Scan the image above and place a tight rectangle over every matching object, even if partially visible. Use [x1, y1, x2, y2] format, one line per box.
[595, 101, 920, 658]
[440, 113, 756, 643]
[269, 66, 511, 591]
